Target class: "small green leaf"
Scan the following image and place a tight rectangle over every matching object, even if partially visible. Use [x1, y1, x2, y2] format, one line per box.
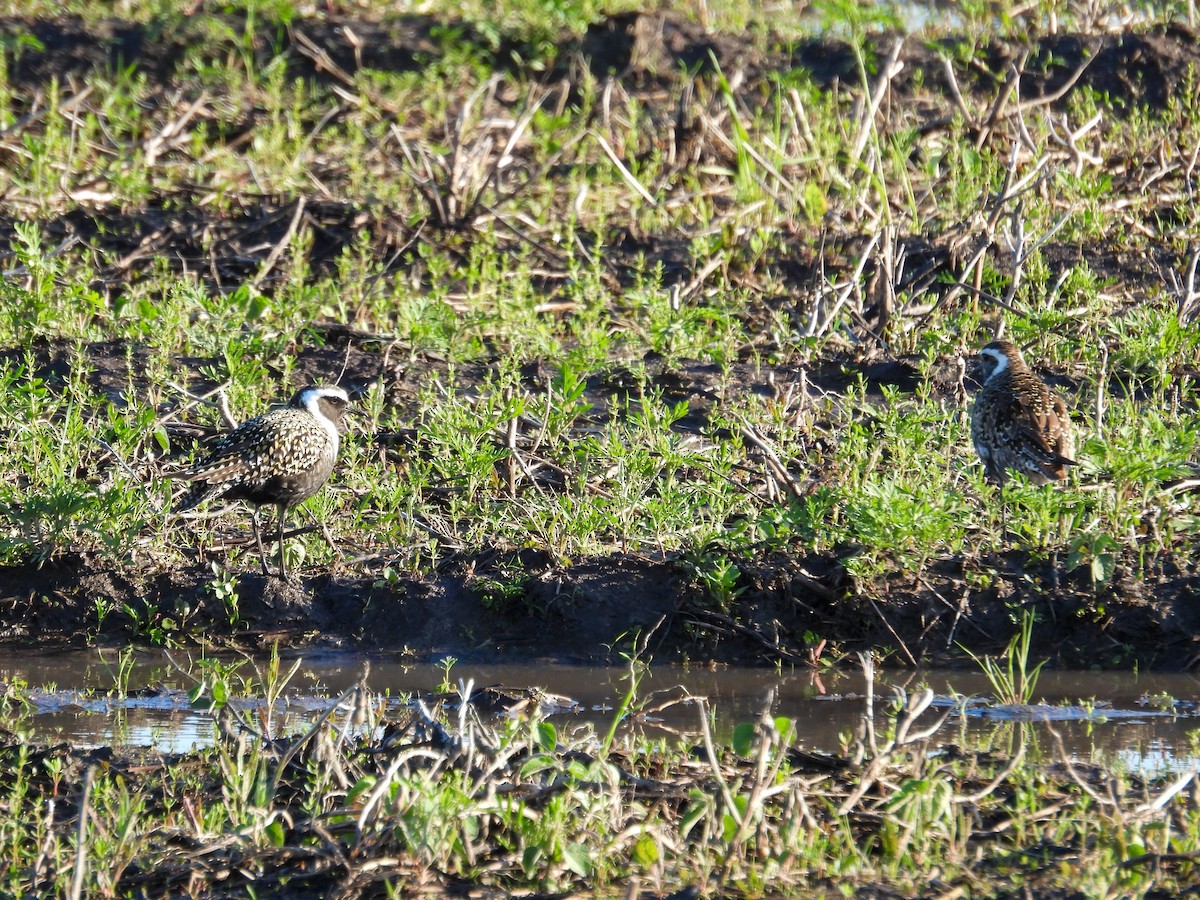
[722, 812, 738, 842]
[722, 795, 750, 841]
[265, 819, 285, 846]
[774, 716, 794, 742]
[888, 777, 930, 809]
[247, 295, 271, 320]
[348, 776, 376, 804]
[678, 791, 711, 839]
[563, 843, 591, 877]
[633, 834, 660, 868]
[518, 754, 555, 778]
[536, 721, 557, 752]
[521, 846, 541, 874]
[1092, 553, 1115, 584]
[187, 681, 206, 705]
[802, 181, 828, 220]
[731, 722, 755, 757]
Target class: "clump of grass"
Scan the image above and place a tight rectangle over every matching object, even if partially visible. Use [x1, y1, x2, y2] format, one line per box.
[963, 609, 1047, 706]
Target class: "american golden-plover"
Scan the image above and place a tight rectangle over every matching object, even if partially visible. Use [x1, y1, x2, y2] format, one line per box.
[174, 385, 353, 580]
[970, 340, 1076, 486]
[970, 340, 1076, 533]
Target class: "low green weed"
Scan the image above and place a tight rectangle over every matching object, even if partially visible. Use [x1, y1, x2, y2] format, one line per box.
[965, 610, 1047, 706]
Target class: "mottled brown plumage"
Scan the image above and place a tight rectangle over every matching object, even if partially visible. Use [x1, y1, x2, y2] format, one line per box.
[971, 340, 1076, 487]
[174, 385, 352, 580]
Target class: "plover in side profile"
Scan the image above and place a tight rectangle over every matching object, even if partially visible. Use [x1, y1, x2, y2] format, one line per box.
[173, 385, 353, 580]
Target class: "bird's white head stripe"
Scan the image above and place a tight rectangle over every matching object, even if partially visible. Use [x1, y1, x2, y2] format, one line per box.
[300, 386, 349, 443]
[981, 347, 1008, 382]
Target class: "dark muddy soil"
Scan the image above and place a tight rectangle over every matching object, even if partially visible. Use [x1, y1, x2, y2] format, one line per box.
[5, 530, 1200, 670]
[2, 10, 1199, 669]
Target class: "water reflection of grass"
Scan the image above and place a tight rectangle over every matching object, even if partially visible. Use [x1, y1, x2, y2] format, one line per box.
[1, 653, 1196, 896]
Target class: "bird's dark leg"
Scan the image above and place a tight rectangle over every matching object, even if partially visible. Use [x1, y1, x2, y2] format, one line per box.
[277, 502, 289, 581]
[251, 507, 270, 576]
[999, 480, 1010, 545]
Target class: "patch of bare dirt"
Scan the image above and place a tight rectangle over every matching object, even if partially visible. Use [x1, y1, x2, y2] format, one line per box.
[4, 12, 1199, 110]
[3, 542, 1199, 670]
[0, 200, 415, 300]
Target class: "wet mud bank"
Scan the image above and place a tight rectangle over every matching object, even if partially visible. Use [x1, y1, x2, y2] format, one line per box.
[3, 545, 1198, 670]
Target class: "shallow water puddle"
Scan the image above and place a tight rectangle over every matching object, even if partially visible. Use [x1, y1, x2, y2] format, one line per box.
[2, 650, 1198, 771]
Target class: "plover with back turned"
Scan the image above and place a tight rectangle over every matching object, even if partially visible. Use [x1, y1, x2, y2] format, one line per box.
[970, 340, 1076, 532]
[970, 340, 1076, 486]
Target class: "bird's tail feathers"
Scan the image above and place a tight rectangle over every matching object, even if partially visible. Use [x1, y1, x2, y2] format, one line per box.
[173, 480, 230, 514]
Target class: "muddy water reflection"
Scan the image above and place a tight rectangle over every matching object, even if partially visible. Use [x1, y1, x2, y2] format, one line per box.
[2, 650, 1198, 769]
